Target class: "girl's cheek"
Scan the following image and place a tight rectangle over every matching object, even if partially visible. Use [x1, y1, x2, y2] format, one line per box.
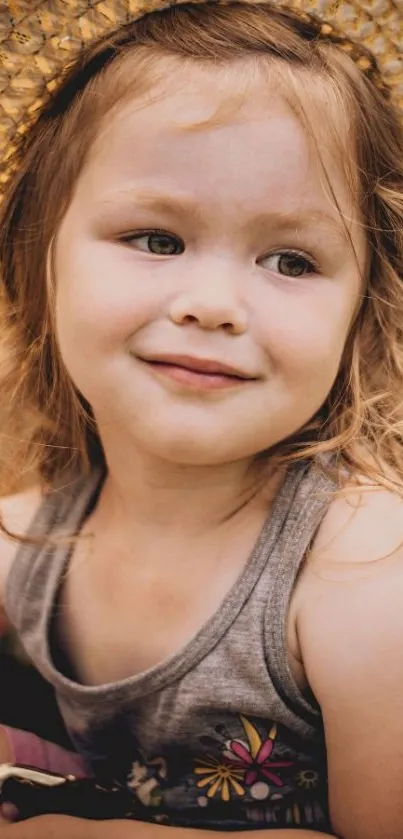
[57, 259, 160, 340]
[258, 301, 346, 363]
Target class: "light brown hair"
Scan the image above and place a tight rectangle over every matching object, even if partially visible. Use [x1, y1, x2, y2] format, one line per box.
[1, 1, 403, 508]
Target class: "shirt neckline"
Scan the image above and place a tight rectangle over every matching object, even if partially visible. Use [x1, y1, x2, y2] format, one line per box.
[39, 462, 308, 703]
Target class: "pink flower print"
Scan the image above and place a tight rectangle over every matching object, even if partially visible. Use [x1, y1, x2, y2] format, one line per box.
[228, 737, 293, 788]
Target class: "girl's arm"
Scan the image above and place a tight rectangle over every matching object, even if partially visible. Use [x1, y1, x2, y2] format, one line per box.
[296, 484, 403, 839]
[0, 815, 335, 837]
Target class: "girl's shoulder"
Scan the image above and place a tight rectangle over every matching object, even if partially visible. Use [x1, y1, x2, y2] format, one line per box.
[0, 484, 44, 605]
[293, 475, 403, 694]
[312, 477, 403, 568]
[289, 477, 403, 684]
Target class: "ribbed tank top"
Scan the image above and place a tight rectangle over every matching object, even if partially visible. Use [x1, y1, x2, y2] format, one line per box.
[4, 458, 337, 833]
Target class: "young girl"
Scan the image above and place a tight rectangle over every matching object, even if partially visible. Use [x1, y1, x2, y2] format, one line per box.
[0, 0, 402, 837]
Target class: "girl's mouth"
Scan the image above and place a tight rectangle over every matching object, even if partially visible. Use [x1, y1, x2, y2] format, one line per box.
[140, 359, 252, 391]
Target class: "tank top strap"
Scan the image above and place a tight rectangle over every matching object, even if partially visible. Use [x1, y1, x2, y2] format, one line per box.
[261, 457, 337, 722]
[4, 468, 104, 636]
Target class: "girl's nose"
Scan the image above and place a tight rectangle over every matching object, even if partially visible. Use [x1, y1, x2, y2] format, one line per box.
[168, 269, 248, 335]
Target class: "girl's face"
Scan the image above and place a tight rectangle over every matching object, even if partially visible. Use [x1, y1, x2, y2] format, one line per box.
[55, 61, 366, 466]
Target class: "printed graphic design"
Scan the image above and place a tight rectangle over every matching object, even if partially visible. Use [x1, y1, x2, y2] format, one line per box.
[71, 712, 329, 830]
[194, 716, 293, 801]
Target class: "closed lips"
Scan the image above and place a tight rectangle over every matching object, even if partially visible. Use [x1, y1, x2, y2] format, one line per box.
[138, 355, 256, 379]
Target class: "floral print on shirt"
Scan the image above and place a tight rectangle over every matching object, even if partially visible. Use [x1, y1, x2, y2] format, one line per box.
[71, 712, 329, 831]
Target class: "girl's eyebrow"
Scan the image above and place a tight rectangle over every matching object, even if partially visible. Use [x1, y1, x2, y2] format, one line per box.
[245, 210, 351, 245]
[99, 188, 350, 244]
[99, 189, 205, 222]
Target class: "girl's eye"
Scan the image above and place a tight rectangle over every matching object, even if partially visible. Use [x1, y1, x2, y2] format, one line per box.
[122, 231, 184, 256]
[260, 251, 318, 277]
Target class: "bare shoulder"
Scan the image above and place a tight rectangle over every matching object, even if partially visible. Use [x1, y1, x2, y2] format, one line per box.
[0, 484, 44, 604]
[290, 479, 403, 688]
[312, 479, 403, 566]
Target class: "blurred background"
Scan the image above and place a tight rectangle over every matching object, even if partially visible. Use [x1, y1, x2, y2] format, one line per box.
[0, 624, 71, 749]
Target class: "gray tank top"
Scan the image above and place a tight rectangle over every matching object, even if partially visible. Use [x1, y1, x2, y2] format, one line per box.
[4, 459, 336, 833]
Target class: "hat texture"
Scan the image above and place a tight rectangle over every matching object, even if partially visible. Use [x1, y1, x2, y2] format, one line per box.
[0, 0, 402, 196]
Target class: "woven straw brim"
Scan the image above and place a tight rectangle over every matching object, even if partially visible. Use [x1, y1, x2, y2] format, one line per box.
[1, 0, 403, 197]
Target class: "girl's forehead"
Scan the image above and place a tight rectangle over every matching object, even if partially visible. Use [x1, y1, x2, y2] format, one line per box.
[84, 60, 357, 218]
[93, 55, 350, 158]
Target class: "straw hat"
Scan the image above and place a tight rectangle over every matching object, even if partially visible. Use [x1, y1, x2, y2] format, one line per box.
[1, 0, 402, 198]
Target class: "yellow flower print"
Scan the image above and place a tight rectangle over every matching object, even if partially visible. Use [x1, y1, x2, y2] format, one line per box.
[194, 755, 245, 802]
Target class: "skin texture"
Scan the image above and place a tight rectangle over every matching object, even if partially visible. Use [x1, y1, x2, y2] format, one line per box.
[2, 61, 403, 839]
